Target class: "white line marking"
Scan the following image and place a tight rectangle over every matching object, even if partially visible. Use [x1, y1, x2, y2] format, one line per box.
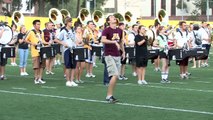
[11, 87, 27, 90]
[41, 86, 57, 89]
[0, 89, 212, 115]
[194, 81, 211, 84]
[115, 83, 213, 93]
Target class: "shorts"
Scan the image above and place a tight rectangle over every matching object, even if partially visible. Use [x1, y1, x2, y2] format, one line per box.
[32, 57, 45, 69]
[129, 58, 136, 65]
[202, 44, 211, 60]
[105, 55, 121, 77]
[0, 56, 7, 66]
[159, 51, 168, 59]
[64, 49, 76, 69]
[85, 50, 93, 64]
[136, 57, 148, 67]
[176, 57, 189, 66]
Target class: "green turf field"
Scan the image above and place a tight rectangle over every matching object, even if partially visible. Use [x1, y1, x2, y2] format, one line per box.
[0, 51, 213, 120]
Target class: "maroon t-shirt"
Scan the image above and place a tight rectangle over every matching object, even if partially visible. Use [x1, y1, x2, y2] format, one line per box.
[102, 27, 123, 57]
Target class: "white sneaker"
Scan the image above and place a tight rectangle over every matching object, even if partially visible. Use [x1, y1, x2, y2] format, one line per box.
[34, 79, 39, 84]
[46, 71, 50, 75]
[85, 73, 91, 78]
[38, 79, 46, 84]
[137, 80, 143, 85]
[71, 81, 78, 86]
[75, 80, 80, 83]
[20, 72, 25, 76]
[79, 80, 84, 83]
[23, 72, 29, 76]
[205, 63, 209, 67]
[49, 71, 55, 75]
[90, 74, 96, 78]
[13, 63, 18, 66]
[141, 80, 148, 85]
[132, 72, 137, 77]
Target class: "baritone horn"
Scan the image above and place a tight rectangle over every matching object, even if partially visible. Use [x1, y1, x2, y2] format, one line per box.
[60, 9, 71, 24]
[157, 9, 169, 26]
[92, 10, 104, 27]
[124, 11, 136, 27]
[49, 8, 63, 24]
[12, 11, 24, 26]
[113, 13, 125, 26]
[78, 8, 91, 26]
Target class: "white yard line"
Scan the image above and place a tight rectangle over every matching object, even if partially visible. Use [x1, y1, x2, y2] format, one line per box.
[194, 81, 211, 84]
[11, 87, 27, 90]
[0, 89, 212, 115]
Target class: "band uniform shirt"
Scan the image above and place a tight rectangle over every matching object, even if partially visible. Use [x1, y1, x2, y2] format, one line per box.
[57, 28, 76, 52]
[175, 30, 190, 47]
[102, 27, 123, 57]
[25, 30, 45, 57]
[134, 34, 148, 59]
[198, 27, 210, 45]
[189, 30, 200, 48]
[17, 33, 28, 49]
[128, 31, 136, 47]
[157, 35, 168, 51]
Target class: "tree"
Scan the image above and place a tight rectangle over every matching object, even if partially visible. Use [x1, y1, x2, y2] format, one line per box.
[193, 0, 213, 15]
[176, 0, 188, 13]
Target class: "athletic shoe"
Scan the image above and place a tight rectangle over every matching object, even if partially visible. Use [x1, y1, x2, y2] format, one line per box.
[132, 72, 137, 76]
[90, 74, 96, 78]
[106, 96, 119, 103]
[205, 63, 209, 67]
[85, 73, 91, 78]
[46, 71, 50, 75]
[161, 79, 171, 83]
[23, 72, 29, 76]
[70, 81, 78, 87]
[191, 66, 196, 68]
[141, 80, 148, 85]
[186, 72, 191, 76]
[138, 80, 143, 85]
[49, 71, 55, 75]
[75, 80, 80, 83]
[38, 79, 46, 84]
[0, 75, 7, 80]
[79, 80, 84, 83]
[122, 76, 128, 80]
[118, 75, 123, 80]
[20, 72, 25, 76]
[34, 79, 39, 84]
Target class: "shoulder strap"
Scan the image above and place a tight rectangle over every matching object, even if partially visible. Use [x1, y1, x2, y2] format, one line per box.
[131, 32, 135, 37]
[32, 29, 42, 35]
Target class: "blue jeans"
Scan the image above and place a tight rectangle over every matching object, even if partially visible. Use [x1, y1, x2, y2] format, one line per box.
[19, 49, 29, 68]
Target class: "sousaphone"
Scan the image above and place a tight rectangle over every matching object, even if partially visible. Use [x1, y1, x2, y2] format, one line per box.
[78, 8, 91, 26]
[49, 8, 63, 24]
[92, 10, 104, 27]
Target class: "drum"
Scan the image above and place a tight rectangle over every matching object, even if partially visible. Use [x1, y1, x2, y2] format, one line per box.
[40, 46, 55, 59]
[193, 48, 208, 60]
[168, 49, 183, 60]
[91, 44, 103, 57]
[52, 43, 61, 55]
[73, 47, 88, 61]
[125, 46, 135, 58]
[0, 46, 15, 58]
[0, 25, 13, 45]
[147, 49, 159, 59]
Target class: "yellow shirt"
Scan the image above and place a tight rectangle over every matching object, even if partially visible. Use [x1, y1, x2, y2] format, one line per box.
[25, 30, 45, 57]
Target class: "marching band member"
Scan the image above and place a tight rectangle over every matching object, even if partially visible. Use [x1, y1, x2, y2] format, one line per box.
[25, 20, 47, 84]
[55, 17, 78, 87]
[10, 23, 18, 66]
[92, 24, 99, 68]
[83, 21, 96, 78]
[118, 23, 128, 80]
[43, 22, 55, 75]
[128, 24, 138, 76]
[135, 25, 148, 85]
[174, 21, 191, 79]
[18, 25, 29, 76]
[102, 15, 125, 103]
[74, 24, 85, 84]
[152, 20, 161, 72]
[198, 21, 211, 67]
[156, 26, 171, 83]
[0, 26, 7, 80]
[54, 22, 63, 65]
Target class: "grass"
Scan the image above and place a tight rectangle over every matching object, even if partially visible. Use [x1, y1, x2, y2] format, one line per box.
[0, 50, 213, 120]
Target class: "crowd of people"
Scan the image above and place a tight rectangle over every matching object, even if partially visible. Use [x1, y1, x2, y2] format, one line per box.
[0, 15, 212, 103]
